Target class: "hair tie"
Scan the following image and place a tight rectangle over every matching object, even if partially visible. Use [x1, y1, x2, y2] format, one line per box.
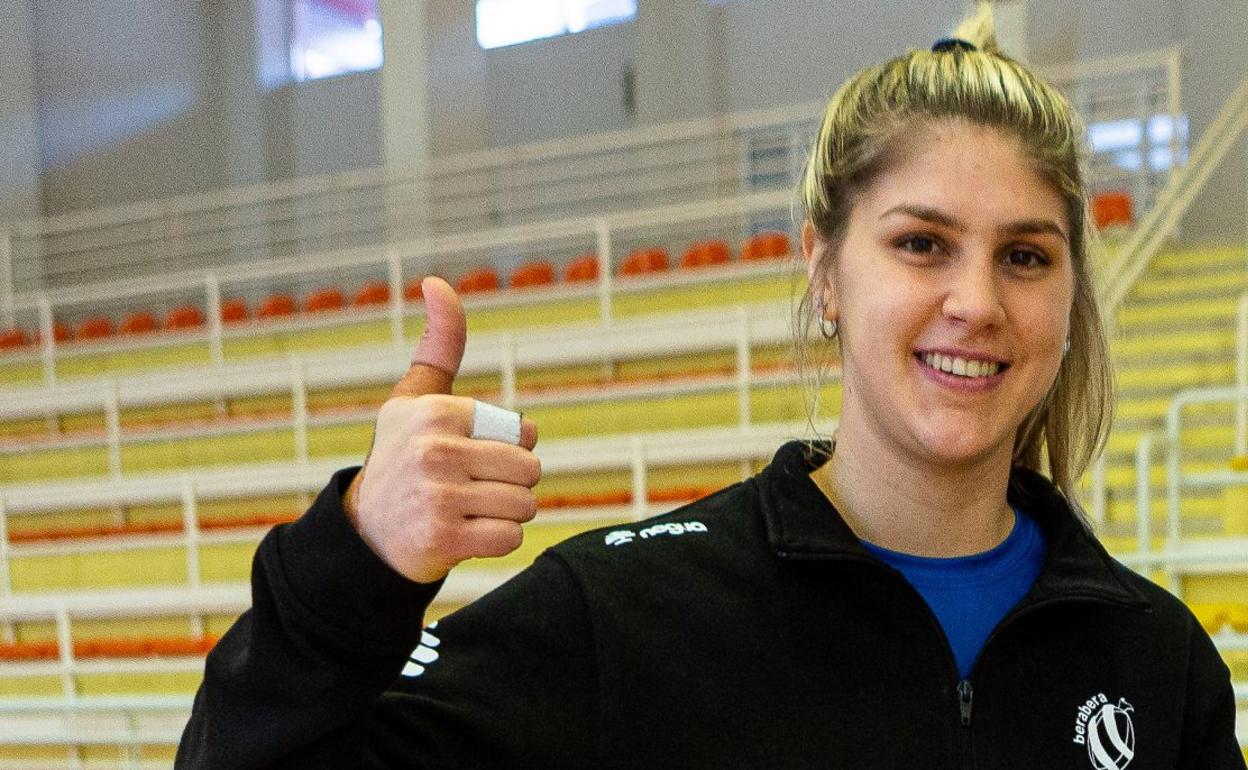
[931, 37, 977, 53]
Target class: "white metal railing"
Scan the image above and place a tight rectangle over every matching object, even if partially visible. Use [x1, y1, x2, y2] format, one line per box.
[1099, 75, 1248, 314]
[1, 190, 795, 386]
[0, 48, 1183, 322]
[0, 298, 804, 474]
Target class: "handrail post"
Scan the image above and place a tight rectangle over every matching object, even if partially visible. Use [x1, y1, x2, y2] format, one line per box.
[595, 219, 613, 326]
[1237, 290, 1248, 456]
[1165, 396, 1183, 544]
[735, 307, 751, 429]
[1166, 47, 1183, 175]
[55, 603, 76, 701]
[181, 476, 205, 639]
[290, 356, 309, 464]
[105, 380, 122, 479]
[38, 294, 56, 388]
[1090, 450, 1108, 528]
[387, 249, 405, 348]
[630, 437, 647, 522]
[205, 273, 224, 368]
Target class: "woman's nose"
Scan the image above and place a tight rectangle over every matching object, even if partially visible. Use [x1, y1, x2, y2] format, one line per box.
[942, 259, 1006, 329]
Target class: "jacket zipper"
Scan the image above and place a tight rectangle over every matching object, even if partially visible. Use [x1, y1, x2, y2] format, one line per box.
[957, 680, 973, 726]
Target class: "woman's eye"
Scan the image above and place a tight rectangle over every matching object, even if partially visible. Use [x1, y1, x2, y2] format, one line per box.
[898, 235, 939, 254]
[1005, 248, 1049, 269]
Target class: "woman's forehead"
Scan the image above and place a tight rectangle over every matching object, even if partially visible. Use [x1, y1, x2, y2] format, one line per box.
[859, 122, 1068, 231]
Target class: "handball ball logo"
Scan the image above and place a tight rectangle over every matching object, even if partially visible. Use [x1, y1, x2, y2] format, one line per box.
[1086, 698, 1135, 770]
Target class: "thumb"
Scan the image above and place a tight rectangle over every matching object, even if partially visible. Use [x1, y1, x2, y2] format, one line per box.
[394, 276, 466, 397]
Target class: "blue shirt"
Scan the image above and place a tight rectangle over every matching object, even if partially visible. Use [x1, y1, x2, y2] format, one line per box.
[860, 509, 1047, 680]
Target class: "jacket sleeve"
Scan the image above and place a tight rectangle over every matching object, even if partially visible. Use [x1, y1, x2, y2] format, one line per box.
[176, 468, 601, 769]
[1179, 619, 1246, 769]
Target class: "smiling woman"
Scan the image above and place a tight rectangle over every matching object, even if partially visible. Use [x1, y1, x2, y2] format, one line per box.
[177, 4, 1246, 768]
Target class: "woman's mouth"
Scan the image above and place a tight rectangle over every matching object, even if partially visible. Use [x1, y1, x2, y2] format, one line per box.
[914, 351, 1010, 381]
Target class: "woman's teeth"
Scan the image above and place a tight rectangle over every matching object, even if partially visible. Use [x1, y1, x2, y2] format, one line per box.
[921, 352, 1001, 378]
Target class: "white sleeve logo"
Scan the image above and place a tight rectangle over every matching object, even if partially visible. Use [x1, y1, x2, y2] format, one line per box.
[604, 521, 708, 546]
[401, 622, 441, 678]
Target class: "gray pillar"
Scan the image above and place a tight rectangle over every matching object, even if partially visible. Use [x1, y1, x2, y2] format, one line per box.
[0, 0, 43, 300]
[379, 0, 433, 238]
[633, 0, 720, 125]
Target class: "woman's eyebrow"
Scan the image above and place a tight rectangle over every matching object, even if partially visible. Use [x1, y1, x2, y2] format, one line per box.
[880, 204, 1068, 243]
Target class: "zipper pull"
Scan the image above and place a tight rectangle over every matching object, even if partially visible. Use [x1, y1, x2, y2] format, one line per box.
[957, 680, 973, 726]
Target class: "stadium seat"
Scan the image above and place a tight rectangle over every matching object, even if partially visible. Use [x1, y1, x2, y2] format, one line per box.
[257, 294, 296, 319]
[0, 328, 28, 350]
[511, 260, 556, 289]
[620, 247, 669, 276]
[33, 322, 71, 344]
[220, 297, 249, 323]
[353, 280, 391, 306]
[456, 267, 500, 294]
[679, 240, 732, 269]
[304, 287, 345, 313]
[120, 311, 158, 335]
[165, 304, 205, 330]
[1091, 191, 1133, 230]
[76, 315, 114, 340]
[403, 277, 425, 301]
[564, 254, 600, 283]
[741, 231, 791, 261]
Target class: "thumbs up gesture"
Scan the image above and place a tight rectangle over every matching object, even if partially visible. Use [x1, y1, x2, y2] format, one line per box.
[343, 277, 541, 584]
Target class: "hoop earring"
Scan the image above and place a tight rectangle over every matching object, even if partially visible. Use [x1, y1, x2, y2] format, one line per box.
[1063, 337, 1071, 356]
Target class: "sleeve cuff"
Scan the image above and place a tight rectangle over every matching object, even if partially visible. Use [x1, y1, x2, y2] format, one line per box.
[273, 467, 445, 648]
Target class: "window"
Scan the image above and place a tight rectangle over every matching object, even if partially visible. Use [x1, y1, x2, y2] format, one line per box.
[1087, 113, 1189, 173]
[476, 0, 636, 50]
[291, 0, 383, 82]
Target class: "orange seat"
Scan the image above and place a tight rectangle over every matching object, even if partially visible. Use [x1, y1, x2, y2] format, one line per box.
[741, 231, 792, 261]
[257, 294, 296, 319]
[619, 247, 669, 276]
[456, 268, 500, 294]
[1092, 191, 1133, 230]
[511, 261, 556, 289]
[353, 280, 391, 306]
[0, 328, 28, 350]
[76, 316, 114, 340]
[220, 298, 249, 323]
[679, 240, 732, 269]
[564, 254, 600, 283]
[34, 322, 72, 345]
[120, 311, 158, 335]
[165, 305, 204, 330]
[304, 287, 345, 313]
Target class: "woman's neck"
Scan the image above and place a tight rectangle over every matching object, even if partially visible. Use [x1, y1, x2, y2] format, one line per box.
[810, 426, 1016, 558]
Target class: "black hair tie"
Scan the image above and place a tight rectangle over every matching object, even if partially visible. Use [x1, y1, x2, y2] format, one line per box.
[931, 37, 977, 53]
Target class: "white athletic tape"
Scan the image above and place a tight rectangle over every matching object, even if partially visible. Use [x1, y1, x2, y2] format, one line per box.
[471, 400, 522, 445]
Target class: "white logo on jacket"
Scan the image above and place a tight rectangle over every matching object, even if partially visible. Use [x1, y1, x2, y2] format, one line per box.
[401, 623, 440, 678]
[1072, 692, 1135, 769]
[604, 521, 708, 546]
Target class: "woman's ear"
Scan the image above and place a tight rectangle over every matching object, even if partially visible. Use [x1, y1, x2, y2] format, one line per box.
[803, 220, 837, 318]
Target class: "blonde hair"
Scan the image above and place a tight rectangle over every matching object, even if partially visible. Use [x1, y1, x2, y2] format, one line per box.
[796, 2, 1112, 511]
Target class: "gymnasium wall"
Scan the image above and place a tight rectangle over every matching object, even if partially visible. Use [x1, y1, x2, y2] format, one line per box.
[6, 0, 1247, 240]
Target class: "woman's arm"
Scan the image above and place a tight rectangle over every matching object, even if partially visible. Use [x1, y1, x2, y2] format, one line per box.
[176, 468, 599, 768]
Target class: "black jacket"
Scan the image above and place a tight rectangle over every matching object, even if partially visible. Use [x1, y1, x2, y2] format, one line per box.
[178, 440, 1245, 769]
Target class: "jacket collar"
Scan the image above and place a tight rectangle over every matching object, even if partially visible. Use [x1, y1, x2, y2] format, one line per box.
[758, 440, 1151, 610]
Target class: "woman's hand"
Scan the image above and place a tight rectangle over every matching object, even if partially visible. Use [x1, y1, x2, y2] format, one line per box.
[343, 277, 540, 584]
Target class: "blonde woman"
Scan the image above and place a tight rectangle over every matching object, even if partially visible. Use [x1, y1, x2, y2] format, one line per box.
[179, 6, 1244, 768]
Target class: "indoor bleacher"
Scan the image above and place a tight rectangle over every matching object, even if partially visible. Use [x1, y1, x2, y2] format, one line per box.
[0, 0, 1245, 766]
